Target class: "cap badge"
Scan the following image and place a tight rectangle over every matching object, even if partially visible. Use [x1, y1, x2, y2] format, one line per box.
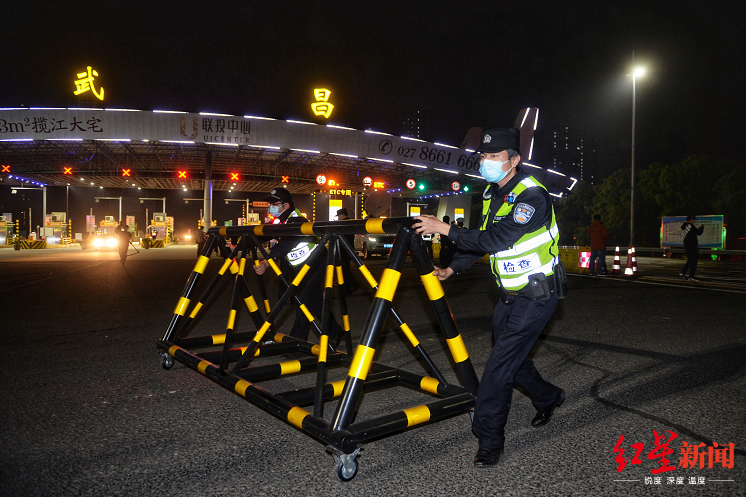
[483, 134, 492, 143]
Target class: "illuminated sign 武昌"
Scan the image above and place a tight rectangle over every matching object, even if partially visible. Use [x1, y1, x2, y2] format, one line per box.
[311, 88, 334, 119]
[73, 66, 104, 101]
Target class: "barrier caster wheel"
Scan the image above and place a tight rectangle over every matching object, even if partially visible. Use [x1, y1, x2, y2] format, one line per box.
[334, 458, 358, 482]
[160, 352, 174, 370]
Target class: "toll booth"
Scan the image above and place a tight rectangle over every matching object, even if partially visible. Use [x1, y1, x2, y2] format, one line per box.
[0, 214, 13, 245]
[44, 212, 67, 245]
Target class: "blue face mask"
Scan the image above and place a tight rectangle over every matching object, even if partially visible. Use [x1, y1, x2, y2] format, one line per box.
[479, 157, 512, 183]
[268, 205, 282, 217]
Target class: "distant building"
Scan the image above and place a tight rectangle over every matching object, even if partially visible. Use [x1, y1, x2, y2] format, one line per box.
[550, 126, 597, 184]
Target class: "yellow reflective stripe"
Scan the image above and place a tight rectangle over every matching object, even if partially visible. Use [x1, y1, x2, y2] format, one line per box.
[446, 335, 469, 363]
[325, 265, 334, 288]
[253, 321, 272, 342]
[168, 345, 179, 357]
[264, 300, 271, 313]
[311, 344, 320, 356]
[218, 258, 233, 275]
[300, 222, 315, 235]
[365, 218, 385, 234]
[299, 304, 315, 323]
[197, 360, 210, 374]
[420, 377, 440, 395]
[188, 301, 203, 319]
[287, 407, 309, 429]
[403, 405, 431, 427]
[420, 272, 445, 301]
[399, 322, 420, 347]
[238, 346, 260, 357]
[211, 333, 226, 345]
[375, 268, 400, 302]
[229, 260, 239, 274]
[319, 335, 328, 362]
[268, 259, 281, 275]
[244, 295, 259, 313]
[273, 334, 284, 343]
[332, 380, 345, 397]
[219, 227, 227, 237]
[335, 265, 344, 284]
[342, 314, 350, 332]
[253, 225, 264, 236]
[292, 265, 311, 286]
[238, 258, 246, 275]
[348, 345, 375, 380]
[358, 265, 378, 288]
[280, 360, 302, 375]
[234, 379, 252, 397]
[193, 255, 209, 274]
[173, 297, 190, 316]
[226, 309, 237, 330]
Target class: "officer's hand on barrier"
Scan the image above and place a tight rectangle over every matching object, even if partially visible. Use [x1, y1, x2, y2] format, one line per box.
[432, 266, 454, 281]
[254, 260, 268, 275]
[413, 215, 449, 236]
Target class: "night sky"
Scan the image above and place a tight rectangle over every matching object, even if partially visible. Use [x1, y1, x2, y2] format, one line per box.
[2, 1, 745, 177]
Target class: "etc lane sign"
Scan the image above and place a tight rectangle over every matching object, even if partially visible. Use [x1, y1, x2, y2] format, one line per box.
[0, 109, 476, 172]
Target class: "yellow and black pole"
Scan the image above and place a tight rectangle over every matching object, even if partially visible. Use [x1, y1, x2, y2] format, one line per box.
[250, 242, 271, 314]
[333, 237, 354, 355]
[332, 227, 410, 432]
[230, 234, 332, 374]
[337, 231, 449, 386]
[313, 236, 338, 417]
[409, 234, 479, 395]
[161, 234, 218, 346]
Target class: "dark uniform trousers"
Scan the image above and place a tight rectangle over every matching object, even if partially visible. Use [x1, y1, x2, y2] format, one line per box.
[472, 289, 560, 449]
[280, 257, 344, 343]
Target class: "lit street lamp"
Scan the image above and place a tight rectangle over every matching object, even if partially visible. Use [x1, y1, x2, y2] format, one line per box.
[629, 66, 645, 247]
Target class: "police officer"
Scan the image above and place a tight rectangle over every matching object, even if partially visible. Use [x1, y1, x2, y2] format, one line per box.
[253, 188, 344, 347]
[413, 127, 565, 467]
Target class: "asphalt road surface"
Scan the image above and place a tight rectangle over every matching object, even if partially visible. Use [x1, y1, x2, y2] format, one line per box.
[1, 244, 744, 496]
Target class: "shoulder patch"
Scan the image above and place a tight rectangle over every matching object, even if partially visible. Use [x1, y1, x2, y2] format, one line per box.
[513, 203, 535, 224]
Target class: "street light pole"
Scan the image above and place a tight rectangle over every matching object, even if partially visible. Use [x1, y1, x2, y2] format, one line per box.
[630, 66, 644, 247]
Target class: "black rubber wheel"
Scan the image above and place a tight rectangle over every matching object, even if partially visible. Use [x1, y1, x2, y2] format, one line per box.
[363, 243, 371, 260]
[160, 353, 174, 370]
[334, 459, 358, 482]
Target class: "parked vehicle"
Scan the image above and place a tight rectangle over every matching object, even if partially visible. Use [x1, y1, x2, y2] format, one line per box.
[354, 234, 396, 259]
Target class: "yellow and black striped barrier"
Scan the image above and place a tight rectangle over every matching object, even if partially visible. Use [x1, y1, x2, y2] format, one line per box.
[20, 240, 47, 249]
[156, 217, 477, 481]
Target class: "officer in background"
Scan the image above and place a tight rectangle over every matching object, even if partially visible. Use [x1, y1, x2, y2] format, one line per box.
[253, 188, 343, 347]
[413, 127, 565, 467]
[335, 208, 360, 294]
[680, 215, 704, 281]
[115, 221, 132, 266]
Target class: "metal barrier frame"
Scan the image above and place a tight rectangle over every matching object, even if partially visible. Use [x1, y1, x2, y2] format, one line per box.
[156, 217, 479, 481]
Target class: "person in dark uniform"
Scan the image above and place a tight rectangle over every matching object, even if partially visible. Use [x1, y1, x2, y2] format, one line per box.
[680, 215, 704, 281]
[195, 226, 206, 257]
[253, 188, 344, 346]
[438, 215, 455, 269]
[413, 127, 565, 467]
[335, 208, 360, 294]
[115, 221, 132, 266]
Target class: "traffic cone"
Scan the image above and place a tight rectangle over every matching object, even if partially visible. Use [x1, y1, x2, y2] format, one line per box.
[624, 247, 638, 277]
[612, 246, 622, 275]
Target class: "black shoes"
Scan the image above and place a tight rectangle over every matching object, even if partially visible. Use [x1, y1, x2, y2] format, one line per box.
[531, 389, 565, 428]
[474, 447, 503, 467]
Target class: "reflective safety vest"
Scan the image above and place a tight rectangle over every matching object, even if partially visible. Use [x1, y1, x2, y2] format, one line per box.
[480, 176, 559, 291]
[283, 209, 317, 267]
